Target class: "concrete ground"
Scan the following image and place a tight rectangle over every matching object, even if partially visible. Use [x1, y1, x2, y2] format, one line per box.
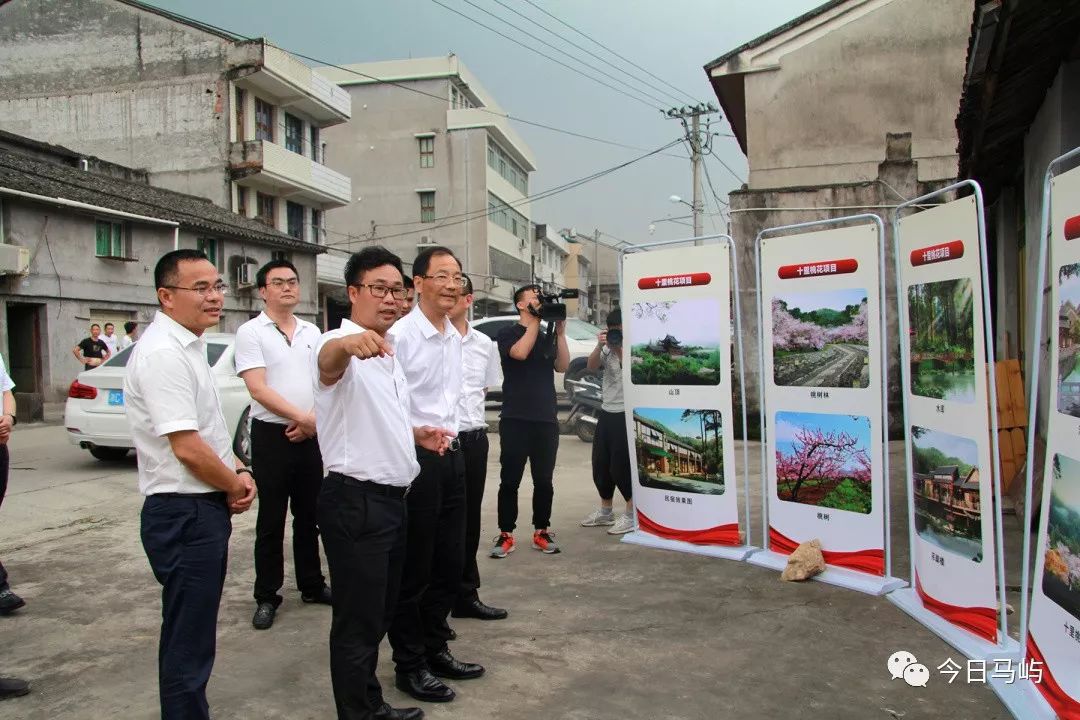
[0, 421, 1020, 720]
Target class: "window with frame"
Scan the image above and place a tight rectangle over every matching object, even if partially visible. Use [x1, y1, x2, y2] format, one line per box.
[309, 126, 320, 162]
[95, 220, 126, 258]
[236, 185, 247, 216]
[197, 237, 220, 268]
[255, 98, 274, 142]
[235, 87, 246, 141]
[256, 193, 275, 226]
[286, 201, 305, 239]
[311, 208, 323, 242]
[271, 250, 291, 262]
[419, 191, 436, 223]
[487, 192, 528, 241]
[418, 136, 434, 168]
[284, 113, 303, 154]
[486, 138, 528, 194]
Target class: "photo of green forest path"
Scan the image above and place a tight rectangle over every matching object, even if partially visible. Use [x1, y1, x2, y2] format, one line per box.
[1056, 263, 1080, 418]
[633, 407, 725, 495]
[908, 278, 976, 403]
[771, 289, 869, 388]
[911, 426, 983, 562]
[1044, 454, 1080, 622]
[629, 299, 722, 385]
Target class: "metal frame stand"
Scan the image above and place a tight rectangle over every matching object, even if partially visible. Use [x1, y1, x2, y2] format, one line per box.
[617, 233, 758, 561]
[887, 180, 1020, 666]
[745, 214, 905, 596]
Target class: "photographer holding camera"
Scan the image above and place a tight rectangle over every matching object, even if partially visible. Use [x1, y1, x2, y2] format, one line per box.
[581, 308, 633, 535]
[490, 284, 570, 558]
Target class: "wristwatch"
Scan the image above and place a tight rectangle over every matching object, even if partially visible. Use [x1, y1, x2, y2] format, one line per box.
[236, 467, 254, 479]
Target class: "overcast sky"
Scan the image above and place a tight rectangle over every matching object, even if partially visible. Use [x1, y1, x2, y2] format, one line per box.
[152, 0, 823, 245]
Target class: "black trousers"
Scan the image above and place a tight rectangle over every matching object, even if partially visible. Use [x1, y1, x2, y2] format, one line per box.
[497, 419, 559, 532]
[318, 474, 408, 720]
[251, 418, 326, 606]
[592, 410, 632, 502]
[0, 443, 8, 592]
[389, 447, 466, 672]
[141, 493, 232, 720]
[457, 430, 489, 604]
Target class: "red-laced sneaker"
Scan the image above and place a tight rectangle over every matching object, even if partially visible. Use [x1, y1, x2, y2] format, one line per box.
[532, 529, 561, 554]
[489, 532, 515, 558]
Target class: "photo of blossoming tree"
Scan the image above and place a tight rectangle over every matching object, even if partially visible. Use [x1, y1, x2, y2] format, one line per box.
[775, 411, 872, 514]
[1056, 263, 1080, 418]
[908, 278, 976, 403]
[1044, 454, 1080, 622]
[629, 299, 722, 385]
[772, 289, 869, 388]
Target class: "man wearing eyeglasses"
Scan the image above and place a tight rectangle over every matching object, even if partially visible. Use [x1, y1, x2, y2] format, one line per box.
[235, 259, 329, 631]
[386, 245, 484, 705]
[125, 249, 256, 720]
[314, 245, 453, 720]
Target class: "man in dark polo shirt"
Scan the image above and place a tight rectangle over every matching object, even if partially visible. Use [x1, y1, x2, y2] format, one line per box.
[490, 285, 569, 558]
[72, 324, 110, 370]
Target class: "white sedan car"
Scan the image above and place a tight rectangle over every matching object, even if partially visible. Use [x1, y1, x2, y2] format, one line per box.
[471, 315, 603, 395]
[64, 333, 252, 464]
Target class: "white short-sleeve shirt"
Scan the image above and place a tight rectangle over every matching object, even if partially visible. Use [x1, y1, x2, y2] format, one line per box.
[101, 333, 119, 357]
[386, 305, 462, 431]
[458, 324, 500, 431]
[124, 311, 234, 496]
[234, 311, 319, 424]
[119, 334, 135, 351]
[313, 319, 420, 487]
[0, 355, 14, 393]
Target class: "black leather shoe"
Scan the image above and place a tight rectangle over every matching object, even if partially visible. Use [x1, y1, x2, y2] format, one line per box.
[301, 586, 332, 605]
[427, 649, 484, 680]
[394, 669, 455, 703]
[0, 589, 25, 616]
[374, 702, 424, 720]
[451, 598, 508, 621]
[252, 602, 276, 630]
[0, 677, 30, 701]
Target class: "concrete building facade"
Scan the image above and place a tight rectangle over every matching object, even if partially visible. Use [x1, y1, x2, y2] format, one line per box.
[317, 55, 537, 317]
[704, 0, 972, 433]
[532, 225, 569, 296]
[0, 0, 352, 324]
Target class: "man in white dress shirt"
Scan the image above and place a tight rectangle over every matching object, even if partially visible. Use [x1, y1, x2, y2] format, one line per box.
[125, 249, 255, 720]
[235, 259, 329, 631]
[387, 246, 483, 705]
[0, 354, 29, 701]
[119, 321, 138, 350]
[315, 246, 451, 720]
[100, 322, 120, 357]
[446, 275, 506, 623]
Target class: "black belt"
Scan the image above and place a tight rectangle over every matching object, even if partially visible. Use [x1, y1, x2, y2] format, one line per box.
[151, 491, 227, 501]
[326, 471, 410, 498]
[458, 428, 487, 444]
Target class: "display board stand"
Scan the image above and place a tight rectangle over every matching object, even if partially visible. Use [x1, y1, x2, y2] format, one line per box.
[888, 180, 1018, 667]
[747, 214, 904, 597]
[617, 234, 757, 561]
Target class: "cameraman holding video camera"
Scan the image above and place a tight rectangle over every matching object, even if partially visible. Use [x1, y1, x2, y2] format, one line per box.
[490, 284, 570, 558]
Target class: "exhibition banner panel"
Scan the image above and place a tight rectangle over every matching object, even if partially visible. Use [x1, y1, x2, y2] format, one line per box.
[622, 242, 741, 545]
[1029, 164, 1080, 717]
[760, 223, 886, 574]
[896, 196, 1000, 643]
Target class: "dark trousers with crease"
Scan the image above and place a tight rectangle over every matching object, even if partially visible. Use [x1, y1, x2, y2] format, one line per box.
[457, 431, 489, 605]
[497, 419, 559, 532]
[251, 418, 326, 606]
[389, 447, 466, 672]
[318, 473, 407, 720]
[141, 492, 232, 720]
[0, 444, 9, 592]
[592, 410, 632, 502]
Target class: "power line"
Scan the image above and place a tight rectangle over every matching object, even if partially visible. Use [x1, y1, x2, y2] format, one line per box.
[520, 0, 700, 105]
[427, 0, 663, 110]
[488, 0, 689, 107]
[702, 142, 745, 184]
[701, 155, 730, 208]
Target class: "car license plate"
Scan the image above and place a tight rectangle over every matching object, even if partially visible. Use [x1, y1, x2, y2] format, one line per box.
[108, 389, 124, 406]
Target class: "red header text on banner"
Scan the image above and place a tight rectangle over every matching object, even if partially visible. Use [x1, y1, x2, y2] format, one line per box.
[777, 258, 858, 280]
[910, 240, 965, 267]
[637, 272, 712, 290]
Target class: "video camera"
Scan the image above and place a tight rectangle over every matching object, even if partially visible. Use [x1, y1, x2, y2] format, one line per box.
[526, 288, 580, 322]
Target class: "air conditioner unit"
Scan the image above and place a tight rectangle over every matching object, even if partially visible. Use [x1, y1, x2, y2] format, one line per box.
[0, 245, 30, 275]
[235, 261, 256, 289]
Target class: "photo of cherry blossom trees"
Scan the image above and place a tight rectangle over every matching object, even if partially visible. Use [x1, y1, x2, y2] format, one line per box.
[775, 411, 872, 514]
[772, 289, 870, 388]
[629, 299, 722, 385]
[1044, 454, 1080, 622]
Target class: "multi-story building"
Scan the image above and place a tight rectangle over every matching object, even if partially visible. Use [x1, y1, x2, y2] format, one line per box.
[562, 238, 593, 321]
[0, 0, 352, 325]
[317, 55, 537, 317]
[532, 225, 569, 295]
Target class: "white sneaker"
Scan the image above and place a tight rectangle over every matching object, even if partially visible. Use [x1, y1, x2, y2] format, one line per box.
[607, 513, 635, 535]
[580, 509, 616, 527]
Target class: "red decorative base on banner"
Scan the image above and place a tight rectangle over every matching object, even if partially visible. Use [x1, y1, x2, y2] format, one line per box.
[768, 527, 884, 576]
[913, 572, 997, 643]
[1027, 635, 1080, 720]
[636, 510, 741, 546]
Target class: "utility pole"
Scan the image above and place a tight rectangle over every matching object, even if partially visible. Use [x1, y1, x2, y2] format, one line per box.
[593, 228, 601, 325]
[663, 103, 720, 244]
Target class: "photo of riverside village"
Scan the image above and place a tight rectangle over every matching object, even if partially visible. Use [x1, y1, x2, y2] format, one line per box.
[910, 426, 983, 562]
[633, 407, 725, 495]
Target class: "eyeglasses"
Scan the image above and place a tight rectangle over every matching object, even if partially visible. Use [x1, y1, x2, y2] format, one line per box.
[422, 273, 467, 288]
[353, 283, 409, 300]
[265, 278, 299, 289]
[165, 282, 229, 297]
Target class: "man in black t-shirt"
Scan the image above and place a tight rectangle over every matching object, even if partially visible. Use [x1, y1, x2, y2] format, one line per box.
[490, 285, 570, 558]
[72, 324, 110, 370]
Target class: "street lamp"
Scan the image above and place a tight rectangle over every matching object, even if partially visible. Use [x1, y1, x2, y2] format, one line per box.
[669, 194, 692, 208]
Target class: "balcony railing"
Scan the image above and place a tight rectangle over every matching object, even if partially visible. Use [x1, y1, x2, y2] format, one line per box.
[230, 140, 351, 207]
[230, 41, 351, 125]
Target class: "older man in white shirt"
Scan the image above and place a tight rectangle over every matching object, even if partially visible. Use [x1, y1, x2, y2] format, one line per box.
[387, 246, 483, 705]
[315, 246, 452, 720]
[125, 249, 255, 720]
